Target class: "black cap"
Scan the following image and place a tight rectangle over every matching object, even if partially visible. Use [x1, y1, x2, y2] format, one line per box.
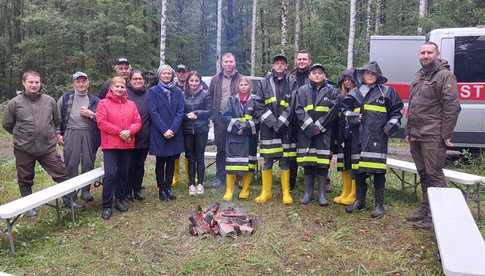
[116, 57, 129, 65]
[309, 63, 326, 73]
[176, 64, 187, 72]
[272, 54, 288, 64]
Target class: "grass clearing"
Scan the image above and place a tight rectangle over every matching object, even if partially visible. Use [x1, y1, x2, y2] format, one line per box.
[0, 136, 483, 274]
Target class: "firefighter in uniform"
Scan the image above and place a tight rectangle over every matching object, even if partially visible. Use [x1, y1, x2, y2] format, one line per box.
[295, 64, 339, 206]
[222, 76, 258, 201]
[343, 61, 403, 218]
[254, 54, 298, 204]
[333, 69, 358, 205]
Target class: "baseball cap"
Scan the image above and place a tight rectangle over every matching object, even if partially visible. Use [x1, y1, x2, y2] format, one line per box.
[116, 57, 129, 65]
[72, 71, 88, 80]
[273, 54, 288, 64]
[176, 64, 187, 72]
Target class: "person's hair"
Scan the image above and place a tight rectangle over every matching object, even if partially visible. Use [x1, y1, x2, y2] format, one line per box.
[295, 49, 312, 60]
[340, 77, 356, 96]
[22, 70, 40, 81]
[129, 69, 145, 81]
[111, 76, 126, 87]
[422, 41, 440, 54]
[184, 71, 203, 97]
[237, 76, 253, 94]
[222, 52, 235, 61]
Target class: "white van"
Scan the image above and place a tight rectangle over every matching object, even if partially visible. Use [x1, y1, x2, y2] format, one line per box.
[370, 27, 485, 149]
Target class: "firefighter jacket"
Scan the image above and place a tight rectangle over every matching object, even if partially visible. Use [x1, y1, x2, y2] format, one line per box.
[343, 84, 403, 174]
[295, 81, 339, 168]
[255, 72, 298, 160]
[223, 94, 258, 175]
[334, 95, 352, 171]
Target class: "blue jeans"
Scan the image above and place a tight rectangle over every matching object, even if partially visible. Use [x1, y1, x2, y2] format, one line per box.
[102, 149, 131, 208]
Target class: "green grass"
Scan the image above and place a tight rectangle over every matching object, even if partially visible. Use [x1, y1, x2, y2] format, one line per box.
[0, 133, 483, 274]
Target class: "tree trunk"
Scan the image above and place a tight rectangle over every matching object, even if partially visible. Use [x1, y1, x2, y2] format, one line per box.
[159, 0, 168, 66]
[347, 0, 357, 69]
[250, 0, 257, 76]
[417, 0, 427, 34]
[280, 0, 289, 54]
[374, 0, 382, 34]
[365, 0, 372, 44]
[199, 0, 209, 73]
[294, 0, 301, 52]
[216, 0, 223, 73]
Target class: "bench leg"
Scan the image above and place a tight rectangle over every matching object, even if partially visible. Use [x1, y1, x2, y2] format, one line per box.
[401, 171, 405, 191]
[6, 219, 15, 255]
[476, 183, 481, 221]
[70, 203, 76, 223]
[55, 198, 62, 225]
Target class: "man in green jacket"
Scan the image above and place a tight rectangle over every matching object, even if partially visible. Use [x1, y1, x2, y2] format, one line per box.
[2, 70, 82, 216]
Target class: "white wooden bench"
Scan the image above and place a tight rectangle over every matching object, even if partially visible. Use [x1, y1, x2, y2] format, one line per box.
[428, 187, 485, 276]
[0, 167, 104, 254]
[386, 158, 485, 220]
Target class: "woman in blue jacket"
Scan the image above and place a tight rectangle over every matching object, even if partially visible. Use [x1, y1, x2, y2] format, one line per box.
[147, 65, 185, 201]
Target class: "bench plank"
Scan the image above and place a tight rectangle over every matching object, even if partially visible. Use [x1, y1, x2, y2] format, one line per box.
[428, 187, 485, 276]
[0, 167, 104, 219]
[386, 158, 485, 185]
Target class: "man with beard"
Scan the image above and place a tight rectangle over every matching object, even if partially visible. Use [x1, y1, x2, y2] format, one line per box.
[405, 42, 461, 229]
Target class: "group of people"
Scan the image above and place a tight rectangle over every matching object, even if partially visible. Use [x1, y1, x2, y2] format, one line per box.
[2, 42, 460, 229]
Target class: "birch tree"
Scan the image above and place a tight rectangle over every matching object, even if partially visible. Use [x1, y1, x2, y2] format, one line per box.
[159, 0, 167, 66]
[374, 0, 382, 34]
[294, 0, 301, 52]
[250, 0, 257, 76]
[365, 0, 373, 44]
[280, 0, 288, 54]
[418, 0, 427, 34]
[216, 0, 223, 73]
[347, 0, 357, 68]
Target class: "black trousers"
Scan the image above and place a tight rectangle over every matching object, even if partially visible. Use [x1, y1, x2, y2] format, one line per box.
[155, 155, 177, 191]
[127, 148, 149, 195]
[214, 116, 226, 181]
[184, 132, 208, 185]
[303, 166, 327, 176]
[102, 149, 131, 208]
[355, 173, 385, 190]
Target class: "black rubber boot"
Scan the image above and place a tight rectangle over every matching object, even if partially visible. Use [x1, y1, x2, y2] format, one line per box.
[345, 176, 367, 213]
[300, 175, 314, 204]
[316, 175, 329, 206]
[370, 179, 385, 218]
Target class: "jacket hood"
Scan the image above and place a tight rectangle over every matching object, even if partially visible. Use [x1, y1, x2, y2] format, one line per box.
[106, 89, 128, 103]
[356, 61, 387, 84]
[338, 69, 357, 87]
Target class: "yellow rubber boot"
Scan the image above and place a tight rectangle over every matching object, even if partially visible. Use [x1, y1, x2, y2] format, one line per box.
[280, 170, 293, 204]
[239, 173, 252, 199]
[184, 157, 190, 180]
[255, 170, 273, 203]
[172, 158, 180, 187]
[223, 174, 236, 201]
[333, 170, 351, 204]
[340, 177, 356, 205]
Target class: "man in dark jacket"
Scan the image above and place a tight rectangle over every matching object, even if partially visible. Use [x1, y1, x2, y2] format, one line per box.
[98, 57, 132, 99]
[2, 70, 74, 216]
[58, 72, 99, 206]
[288, 49, 312, 190]
[254, 54, 297, 204]
[406, 42, 461, 229]
[208, 52, 242, 188]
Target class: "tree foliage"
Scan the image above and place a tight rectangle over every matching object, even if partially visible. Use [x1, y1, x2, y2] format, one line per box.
[1, 0, 485, 99]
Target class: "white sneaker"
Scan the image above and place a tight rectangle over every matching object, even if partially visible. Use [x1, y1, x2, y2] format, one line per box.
[189, 185, 197, 196]
[196, 184, 205, 195]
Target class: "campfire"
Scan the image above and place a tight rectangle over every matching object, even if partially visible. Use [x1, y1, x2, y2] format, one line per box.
[188, 202, 255, 237]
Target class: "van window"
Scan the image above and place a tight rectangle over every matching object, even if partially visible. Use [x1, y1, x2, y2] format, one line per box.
[454, 36, 485, 82]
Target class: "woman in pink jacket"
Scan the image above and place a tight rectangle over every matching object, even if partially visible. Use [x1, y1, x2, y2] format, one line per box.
[97, 76, 141, 220]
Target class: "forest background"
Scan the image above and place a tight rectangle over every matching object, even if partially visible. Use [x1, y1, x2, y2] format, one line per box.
[1, 0, 485, 99]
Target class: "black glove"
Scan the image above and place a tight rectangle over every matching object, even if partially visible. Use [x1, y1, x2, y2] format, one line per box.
[384, 119, 399, 136]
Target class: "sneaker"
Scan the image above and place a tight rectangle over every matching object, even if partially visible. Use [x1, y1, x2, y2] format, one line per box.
[413, 217, 434, 230]
[211, 178, 223, 189]
[406, 206, 428, 222]
[101, 208, 112, 220]
[189, 185, 197, 196]
[25, 208, 37, 217]
[196, 184, 205, 195]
